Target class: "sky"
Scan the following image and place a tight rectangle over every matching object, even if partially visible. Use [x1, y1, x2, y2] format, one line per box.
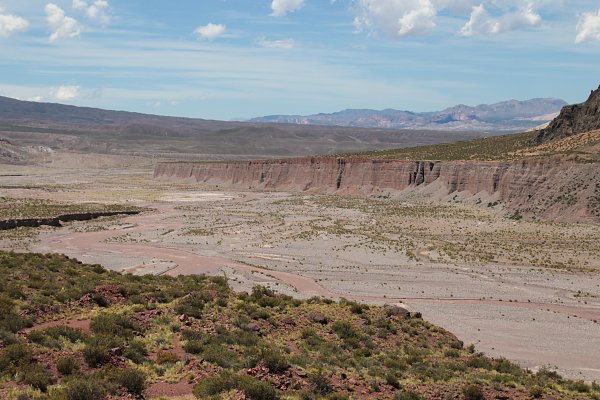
[0, 1, 599, 120]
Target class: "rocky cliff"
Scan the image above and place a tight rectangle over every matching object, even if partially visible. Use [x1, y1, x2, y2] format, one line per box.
[534, 85, 600, 144]
[154, 158, 600, 221]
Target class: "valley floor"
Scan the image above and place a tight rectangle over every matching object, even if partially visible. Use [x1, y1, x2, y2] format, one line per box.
[1, 162, 599, 383]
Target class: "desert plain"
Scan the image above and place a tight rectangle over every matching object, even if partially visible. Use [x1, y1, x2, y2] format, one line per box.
[1, 159, 598, 384]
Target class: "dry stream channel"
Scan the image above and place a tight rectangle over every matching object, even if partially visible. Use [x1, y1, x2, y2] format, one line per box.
[1, 166, 599, 382]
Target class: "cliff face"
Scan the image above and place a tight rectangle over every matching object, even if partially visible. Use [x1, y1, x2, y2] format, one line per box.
[154, 158, 600, 221]
[534, 85, 600, 144]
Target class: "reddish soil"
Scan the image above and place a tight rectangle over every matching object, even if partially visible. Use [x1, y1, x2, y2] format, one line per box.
[24, 317, 91, 334]
[144, 380, 194, 398]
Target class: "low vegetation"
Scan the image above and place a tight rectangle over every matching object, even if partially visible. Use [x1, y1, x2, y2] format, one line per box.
[344, 132, 536, 161]
[0, 251, 596, 399]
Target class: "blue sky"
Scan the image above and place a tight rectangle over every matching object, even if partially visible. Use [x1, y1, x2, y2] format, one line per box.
[0, 0, 599, 120]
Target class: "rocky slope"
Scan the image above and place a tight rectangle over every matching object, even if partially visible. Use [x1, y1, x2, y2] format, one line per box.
[250, 98, 567, 133]
[534, 85, 600, 144]
[155, 157, 600, 221]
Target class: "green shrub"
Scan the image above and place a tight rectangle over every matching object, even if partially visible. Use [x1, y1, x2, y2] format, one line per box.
[90, 313, 141, 337]
[193, 371, 278, 400]
[568, 380, 590, 393]
[82, 336, 118, 368]
[183, 340, 203, 355]
[331, 321, 359, 341]
[463, 385, 484, 400]
[202, 343, 239, 368]
[19, 364, 53, 392]
[466, 355, 492, 370]
[61, 376, 108, 400]
[181, 329, 203, 341]
[259, 347, 289, 373]
[193, 371, 238, 397]
[57, 356, 79, 376]
[385, 372, 401, 389]
[0, 343, 33, 373]
[156, 350, 180, 365]
[239, 375, 279, 400]
[112, 368, 146, 395]
[309, 370, 332, 395]
[529, 386, 544, 398]
[45, 326, 86, 343]
[0, 329, 17, 346]
[175, 291, 212, 318]
[123, 339, 148, 364]
[394, 390, 425, 400]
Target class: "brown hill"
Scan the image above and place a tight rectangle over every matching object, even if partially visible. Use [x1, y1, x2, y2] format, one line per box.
[0, 96, 490, 162]
[534, 85, 600, 144]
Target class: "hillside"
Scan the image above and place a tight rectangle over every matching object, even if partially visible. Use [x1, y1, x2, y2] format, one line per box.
[534, 85, 600, 144]
[250, 98, 567, 133]
[0, 96, 489, 162]
[0, 251, 595, 400]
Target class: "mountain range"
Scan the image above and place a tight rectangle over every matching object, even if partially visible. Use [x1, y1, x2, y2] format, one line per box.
[0, 96, 490, 163]
[250, 98, 568, 133]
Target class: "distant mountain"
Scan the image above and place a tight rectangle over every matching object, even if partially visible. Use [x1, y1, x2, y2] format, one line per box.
[534, 86, 600, 144]
[0, 96, 492, 162]
[250, 98, 568, 133]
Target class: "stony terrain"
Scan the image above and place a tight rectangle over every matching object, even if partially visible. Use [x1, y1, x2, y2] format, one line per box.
[0, 164, 599, 387]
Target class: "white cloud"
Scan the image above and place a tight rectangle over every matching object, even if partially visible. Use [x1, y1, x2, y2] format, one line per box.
[0, 8, 29, 38]
[194, 23, 226, 40]
[354, 0, 437, 38]
[257, 37, 296, 49]
[72, 0, 111, 25]
[458, 3, 541, 36]
[271, 0, 305, 17]
[575, 9, 600, 44]
[54, 85, 80, 101]
[46, 3, 82, 43]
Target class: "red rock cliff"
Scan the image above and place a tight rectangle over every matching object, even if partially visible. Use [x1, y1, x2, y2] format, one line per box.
[154, 157, 600, 221]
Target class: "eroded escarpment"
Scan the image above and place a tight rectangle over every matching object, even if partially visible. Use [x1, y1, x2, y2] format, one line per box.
[0, 211, 141, 230]
[154, 158, 600, 221]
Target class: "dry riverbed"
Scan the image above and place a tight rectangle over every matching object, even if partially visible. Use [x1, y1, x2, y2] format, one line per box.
[1, 164, 599, 382]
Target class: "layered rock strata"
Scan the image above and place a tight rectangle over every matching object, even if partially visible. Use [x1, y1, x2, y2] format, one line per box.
[155, 158, 600, 221]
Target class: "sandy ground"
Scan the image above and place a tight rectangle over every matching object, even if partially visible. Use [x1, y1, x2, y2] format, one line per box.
[1, 164, 599, 382]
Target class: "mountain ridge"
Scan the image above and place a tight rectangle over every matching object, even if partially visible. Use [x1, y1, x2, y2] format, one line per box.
[250, 98, 567, 133]
[534, 85, 600, 143]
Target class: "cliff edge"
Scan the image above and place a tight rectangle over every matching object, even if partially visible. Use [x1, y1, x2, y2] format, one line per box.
[154, 157, 600, 222]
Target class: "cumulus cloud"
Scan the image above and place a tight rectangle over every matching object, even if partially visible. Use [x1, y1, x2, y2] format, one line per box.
[271, 0, 305, 17]
[257, 37, 296, 49]
[194, 23, 226, 40]
[46, 3, 82, 42]
[354, 0, 437, 38]
[73, 0, 111, 25]
[53, 85, 80, 101]
[0, 7, 29, 38]
[458, 3, 541, 36]
[575, 9, 600, 44]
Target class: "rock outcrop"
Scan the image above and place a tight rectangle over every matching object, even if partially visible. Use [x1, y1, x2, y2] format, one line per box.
[0, 211, 140, 230]
[534, 85, 600, 144]
[154, 158, 600, 221]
